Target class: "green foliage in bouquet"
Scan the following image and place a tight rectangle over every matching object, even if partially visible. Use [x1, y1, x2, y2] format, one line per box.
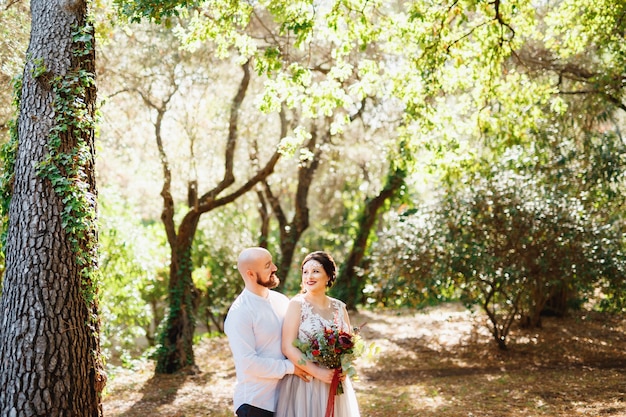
[294, 325, 374, 394]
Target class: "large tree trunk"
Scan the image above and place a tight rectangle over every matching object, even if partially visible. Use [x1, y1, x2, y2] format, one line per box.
[0, 0, 104, 415]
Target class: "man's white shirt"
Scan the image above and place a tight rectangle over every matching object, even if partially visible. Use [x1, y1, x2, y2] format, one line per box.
[224, 288, 295, 412]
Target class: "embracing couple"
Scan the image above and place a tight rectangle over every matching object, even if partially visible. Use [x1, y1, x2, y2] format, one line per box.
[224, 247, 361, 417]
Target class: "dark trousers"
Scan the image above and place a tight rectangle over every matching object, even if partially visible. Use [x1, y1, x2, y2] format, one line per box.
[235, 404, 274, 417]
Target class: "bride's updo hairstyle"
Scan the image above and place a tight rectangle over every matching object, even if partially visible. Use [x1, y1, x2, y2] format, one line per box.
[301, 251, 337, 288]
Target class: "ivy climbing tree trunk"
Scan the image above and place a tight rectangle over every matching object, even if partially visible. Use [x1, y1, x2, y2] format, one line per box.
[155, 212, 201, 373]
[0, 0, 105, 415]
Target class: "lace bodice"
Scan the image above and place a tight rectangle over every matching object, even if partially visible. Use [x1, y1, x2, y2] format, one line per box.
[296, 294, 350, 342]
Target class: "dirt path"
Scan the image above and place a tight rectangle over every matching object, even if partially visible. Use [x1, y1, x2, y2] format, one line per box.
[103, 303, 626, 416]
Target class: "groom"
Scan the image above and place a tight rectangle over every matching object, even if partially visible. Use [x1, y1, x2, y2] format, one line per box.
[224, 247, 310, 417]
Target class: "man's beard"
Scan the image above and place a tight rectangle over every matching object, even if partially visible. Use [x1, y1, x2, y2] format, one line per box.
[256, 271, 279, 289]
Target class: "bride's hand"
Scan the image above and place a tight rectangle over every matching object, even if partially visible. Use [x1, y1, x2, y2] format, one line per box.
[293, 366, 312, 382]
[312, 366, 335, 384]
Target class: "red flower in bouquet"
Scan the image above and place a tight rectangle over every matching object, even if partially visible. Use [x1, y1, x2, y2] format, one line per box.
[294, 325, 365, 395]
[295, 324, 374, 417]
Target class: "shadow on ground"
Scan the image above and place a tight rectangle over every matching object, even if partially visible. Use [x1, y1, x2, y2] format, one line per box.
[118, 373, 188, 417]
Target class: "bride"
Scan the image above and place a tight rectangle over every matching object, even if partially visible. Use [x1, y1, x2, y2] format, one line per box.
[275, 251, 361, 417]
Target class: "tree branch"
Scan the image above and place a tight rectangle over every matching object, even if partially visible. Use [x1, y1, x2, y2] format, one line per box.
[199, 150, 282, 213]
[3, 0, 20, 11]
[199, 60, 251, 204]
[131, 86, 179, 249]
[262, 180, 287, 232]
[196, 106, 287, 214]
[292, 120, 323, 234]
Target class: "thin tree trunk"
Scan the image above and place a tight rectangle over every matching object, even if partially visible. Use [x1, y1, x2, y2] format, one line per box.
[334, 165, 406, 311]
[155, 212, 200, 374]
[264, 120, 323, 292]
[0, 0, 104, 415]
[256, 189, 270, 248]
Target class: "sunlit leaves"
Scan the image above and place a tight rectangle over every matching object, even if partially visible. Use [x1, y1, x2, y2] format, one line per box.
[474, 70, 557, 148]
[266, 0, 316, 47]
[541, 0, 625, 119]
[181, 0, 253, 59]
[545, 0, 626, 58]
[115, 0, 200, 23]
[278, 125, 311, 156]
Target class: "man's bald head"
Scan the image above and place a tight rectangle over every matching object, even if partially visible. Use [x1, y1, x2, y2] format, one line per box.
[237, 247, 271, 275]
[237, 247, 279, 292]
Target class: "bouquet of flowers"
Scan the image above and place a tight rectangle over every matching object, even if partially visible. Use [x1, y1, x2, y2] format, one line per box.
[294, 325, 366, 395]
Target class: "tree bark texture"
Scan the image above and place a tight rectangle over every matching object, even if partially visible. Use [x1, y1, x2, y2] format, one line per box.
[0, 0, 103, 415]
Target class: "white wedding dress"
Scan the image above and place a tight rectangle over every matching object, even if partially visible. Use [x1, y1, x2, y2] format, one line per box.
[275, 294, 360, 417]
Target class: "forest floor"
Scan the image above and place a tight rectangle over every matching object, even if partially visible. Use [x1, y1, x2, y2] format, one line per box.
[102, 303, 626, 417]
